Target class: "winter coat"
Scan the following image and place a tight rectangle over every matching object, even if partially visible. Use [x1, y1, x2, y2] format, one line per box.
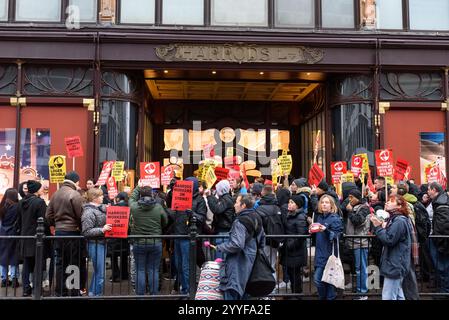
[81, 203, 107, 239]
[431, 192, 449, 254]
[129, 187, 168, 244]
[0, 203, 18, 265]
[255, 193, 281, 247]
[207, 193, 235, 233]
[345, 201, 371, 249]
[280, 209, 308, 267]
[217, 208, 265, 297]
[16, 195, 48, 258]
[374, 212, 411, 279]
[314, 211, 343, 268]
[46, 180, 84, 232]
[310, 190, 340, 216]
[169, 192, 207, 235]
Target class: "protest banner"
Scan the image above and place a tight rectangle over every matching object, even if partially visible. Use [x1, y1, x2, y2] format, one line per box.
[48, 155, 66, 183]
[106, 176, 118, 200]
[351, 155, 363, 178]
[64, 136, 83, 158]
[215, 167, 230, 182]
[331, 161, 347, 185]
[341, 172, 355, 184]
[394, 159, 409, 182]
[375, 149, 394, 177]
[96, 161, 115, 186]
[204, 166, 217, 189]
[171, 180, 194, 211]
[161, 166, 175, 186]
[140, 162, 161, 188]
[308, 163, 325, 187]
[111, 161, 125, 181]
[105, 206, 130, 238]
[278, 154, 293, 175]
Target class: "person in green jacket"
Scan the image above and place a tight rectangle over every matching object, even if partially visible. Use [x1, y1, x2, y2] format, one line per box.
[129, 186, 168, 295]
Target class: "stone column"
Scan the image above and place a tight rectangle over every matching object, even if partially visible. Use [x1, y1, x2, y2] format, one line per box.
[361, 0, 376, 30]
[99, 0, 116, 25]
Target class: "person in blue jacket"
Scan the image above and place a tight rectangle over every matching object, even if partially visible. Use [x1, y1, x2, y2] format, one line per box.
[370, 195, 412, 300]
[312, 194, 343, 300]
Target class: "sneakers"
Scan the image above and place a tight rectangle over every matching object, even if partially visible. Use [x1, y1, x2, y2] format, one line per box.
[345, 282, 353, 290]
[353, 296, 368, 300]
[278, 281, 288, 289]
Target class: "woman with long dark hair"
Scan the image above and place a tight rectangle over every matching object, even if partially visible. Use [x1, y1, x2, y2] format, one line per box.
[0, 188, 19, 287]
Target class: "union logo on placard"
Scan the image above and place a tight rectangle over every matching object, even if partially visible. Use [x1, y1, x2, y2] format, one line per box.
[334, 162, 344, 171]
[380, 150, 390, 162]
[353, 157, 361, 166]
[144, 163, 156, 174]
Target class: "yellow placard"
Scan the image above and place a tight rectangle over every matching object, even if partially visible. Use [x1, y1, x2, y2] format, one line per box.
[385, 176, 394, 186]
[204, 166, 217, 189]
[356, 153, 370, 175]
[340, 172, 355, 184]
[278, 154, 293, 175]
[112, 161, 125, 181]
[48, 155, 66, 183]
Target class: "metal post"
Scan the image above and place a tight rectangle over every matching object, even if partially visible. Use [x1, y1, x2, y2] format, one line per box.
[189, 214, 198, 299]
[34, 217, 45, 300]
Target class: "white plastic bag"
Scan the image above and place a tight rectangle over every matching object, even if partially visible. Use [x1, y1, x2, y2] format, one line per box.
[321, 239, 345, 290]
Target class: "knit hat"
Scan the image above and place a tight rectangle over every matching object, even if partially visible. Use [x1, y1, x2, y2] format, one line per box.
[348, 189, 362, 200]
[216, 180, 231, 197]
[293, 178, 308, 188]
[65, 171, 80, 183]
[317, 179, 329, 192]
[27, 180, 42, 194]
[185, 177, 199, 194]
[251, 182, 264, 195]
[397, 181, 409, 196]
[290, 194, 304, 209]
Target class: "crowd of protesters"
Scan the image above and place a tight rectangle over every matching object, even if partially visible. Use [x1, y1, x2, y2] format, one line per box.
[1, 168, 449, 301]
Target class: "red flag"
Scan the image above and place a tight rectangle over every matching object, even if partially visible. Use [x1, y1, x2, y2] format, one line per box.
[394, 158, 409, 182]
[308, 163, 325, 187]
[214, 167, 230, 182]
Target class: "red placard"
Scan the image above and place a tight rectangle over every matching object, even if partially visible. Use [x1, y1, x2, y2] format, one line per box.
[425, 165, 442, 184]
[331, 161, 347, 185]
[64, 136, 84, 158]
[308, 163, 325, 187]
[106, 176, 118, 200]
[214, 167, 230, 182]
[351, 155, 363, 178]
[105, 206, 130, 238]
[96, 161, 115, 186]
[394, 158, 409, 182]
[375, 149, 394, 177]
[171, 180, 193, 211]
[140, 162, 161, 188]
[161, 166, 175, 186]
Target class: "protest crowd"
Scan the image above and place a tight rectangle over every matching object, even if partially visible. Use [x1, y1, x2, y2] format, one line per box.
[1, 149, 449, 301]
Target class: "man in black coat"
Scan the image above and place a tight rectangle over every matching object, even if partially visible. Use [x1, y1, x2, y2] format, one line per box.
[428, 182, 449, 294]
[16, 180, 47, 296]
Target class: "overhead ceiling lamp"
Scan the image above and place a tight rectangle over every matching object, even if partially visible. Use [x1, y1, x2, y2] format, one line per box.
[306, 72, 311, 76]
[164, 70, 169, 74]
[259, 72, 264, 75]
[212, 71, 217, 74]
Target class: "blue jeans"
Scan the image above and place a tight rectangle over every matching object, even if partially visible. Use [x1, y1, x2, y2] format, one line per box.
[382, 277, 405, 300]
[133, 242, 162, 295]
[1, 265, 17, 279]
[429, 238, 449, 293]
[314, 266, 337, 300]
[224, 289, 241, 300]
[354, 248, 368, 293]
[88, 241, 106, 296]
[174, 239, 190, 294]
[215, 232, 229, 260]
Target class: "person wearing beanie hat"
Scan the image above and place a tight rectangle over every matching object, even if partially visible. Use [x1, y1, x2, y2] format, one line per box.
[310, 179, 339, 215]
[290, 177, 308, 195]
[17, 180, 47, 296]
[317, 180, 329, 194]
[279, 194, 308, 294]
[345, 186, 371, 299]
[46, 169, 85, 296]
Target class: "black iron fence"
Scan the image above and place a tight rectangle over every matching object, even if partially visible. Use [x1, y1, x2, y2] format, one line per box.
[1, 217, 448, 300]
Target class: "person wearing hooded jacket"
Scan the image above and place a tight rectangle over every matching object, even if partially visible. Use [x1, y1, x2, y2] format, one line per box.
[169, 177, 207, 294]
[81, 188, 112, 296]
[16, 180, 47, 296]
[205, 180, 235, 259]
[129, 186, 168, 295]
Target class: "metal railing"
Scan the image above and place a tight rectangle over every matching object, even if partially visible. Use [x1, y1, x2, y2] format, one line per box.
[1, 217, 449, 300]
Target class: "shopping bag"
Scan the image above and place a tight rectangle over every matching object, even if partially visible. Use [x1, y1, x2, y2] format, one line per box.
[321, 239, 345, 290]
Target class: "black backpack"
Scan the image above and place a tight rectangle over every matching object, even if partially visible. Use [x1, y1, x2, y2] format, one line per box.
[413, 201, 431, 243]
[237, 212, 276, 297]
[256, 206, 285, 248]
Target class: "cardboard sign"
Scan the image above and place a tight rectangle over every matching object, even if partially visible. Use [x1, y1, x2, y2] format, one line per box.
[161, 166, 175, 186]
[106, 176, 118, 200]
[112, 161, 125, 181]
[308, 163, 325, 187]
[215, 167, 230, 182]
[351, 155, 364, 178]
[171, 180, 194, 211]
[140, 162, 161, 188]
[375, 149, 394, 177]
[203, 144, 215, 159]
[48, 155, 66, 183]
[96, 161, 115, 186]
[340, 172, 355, 184]
[204, 166, 217, 189]
[394, 159, 409, 182]
[278, 154, 293, 175]
[105, 206, 130, 238]
[331, 161, 347, 185]
[64, 136, 83, 158]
